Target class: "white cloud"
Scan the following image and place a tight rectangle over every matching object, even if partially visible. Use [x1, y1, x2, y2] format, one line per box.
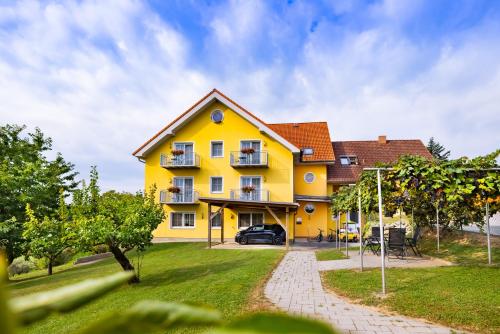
[0, 0, 498, 193]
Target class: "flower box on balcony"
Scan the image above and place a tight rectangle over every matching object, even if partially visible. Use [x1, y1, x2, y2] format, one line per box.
[168, 186, 181, 193]
[171, 149, 185, 156]
[240, 147, 255, 154]
[241, 185, 256, 193]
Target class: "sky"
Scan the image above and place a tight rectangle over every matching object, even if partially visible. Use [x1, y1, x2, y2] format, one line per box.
[1, 0, 499, 192]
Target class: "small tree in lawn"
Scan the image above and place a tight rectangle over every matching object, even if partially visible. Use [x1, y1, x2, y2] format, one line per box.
[23, 192, 75, 275]
[72, 167, 164, 283]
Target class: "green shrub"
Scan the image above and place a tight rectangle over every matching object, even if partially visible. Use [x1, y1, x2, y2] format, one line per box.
[8, 257, 36, 276]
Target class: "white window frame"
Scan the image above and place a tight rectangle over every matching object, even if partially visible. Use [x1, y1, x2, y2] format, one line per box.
[210, 176, 224, 194]
[210, 140, 224, 158]
[238, 212, 265, 230]
[340, 155, 358, 165]
[240, 139, 262, 151]
[170, 212, 196, 229]
[304, 172, 315, 184]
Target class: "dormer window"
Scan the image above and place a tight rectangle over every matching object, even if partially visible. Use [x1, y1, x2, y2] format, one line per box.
[340, 155, 358, 165]
[302, 148, 314, 155]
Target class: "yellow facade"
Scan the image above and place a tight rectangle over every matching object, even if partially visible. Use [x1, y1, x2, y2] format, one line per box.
[144, 101, 295, 239]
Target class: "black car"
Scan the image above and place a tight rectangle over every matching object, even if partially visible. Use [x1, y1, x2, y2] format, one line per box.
[235, 224, 286, 245]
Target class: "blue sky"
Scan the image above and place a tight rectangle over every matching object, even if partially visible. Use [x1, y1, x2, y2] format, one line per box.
[1, 0, 499, 192]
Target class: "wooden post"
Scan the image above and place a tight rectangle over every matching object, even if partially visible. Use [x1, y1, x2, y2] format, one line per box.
[286, 207, 290, 250]
[221, 207, 225, 244]
[208, 203, 212, 249]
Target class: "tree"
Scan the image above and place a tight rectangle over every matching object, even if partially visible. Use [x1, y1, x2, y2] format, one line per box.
[72, 167, 164, 283]
[23, 193, 75, 275]
[0, 124, 78, 264]
[427, 137, 450, 161]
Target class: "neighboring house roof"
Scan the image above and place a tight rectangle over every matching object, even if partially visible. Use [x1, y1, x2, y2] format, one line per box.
[268, 122, 335, 162]
[133, 89, 300, 158]
[328, 138, 432, 184]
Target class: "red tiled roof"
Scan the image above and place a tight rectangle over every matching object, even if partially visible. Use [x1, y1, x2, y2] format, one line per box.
[268, 122, 335, 162]
[328, 139, 432, 184]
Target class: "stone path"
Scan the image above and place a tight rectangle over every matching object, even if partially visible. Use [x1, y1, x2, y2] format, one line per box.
[264, 251, 463, 334]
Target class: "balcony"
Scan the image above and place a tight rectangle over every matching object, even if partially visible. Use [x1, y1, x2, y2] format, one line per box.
[230, 151, 268, 168]
[160, 152, 200, 169]
[160, 189, 199, 204]
[230, 188, 270, 202]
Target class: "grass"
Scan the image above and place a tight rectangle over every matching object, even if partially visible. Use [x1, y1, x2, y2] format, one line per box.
[322, 232, 500, 333]
[315, 249, 348, 261]
[9, 242, 284, 334]
[323, 266, 499, 333]
[315, 247, 359, 261]
[419, 231, 500, 265]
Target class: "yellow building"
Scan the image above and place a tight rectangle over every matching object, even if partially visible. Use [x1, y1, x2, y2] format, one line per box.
[133, 89, 336, 244]
[133, 89, 431, 244]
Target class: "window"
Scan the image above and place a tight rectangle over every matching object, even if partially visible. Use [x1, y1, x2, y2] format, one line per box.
[340, 155, 358, 165]
[238, 213, 264, 229]
[240, 140, 261, 164]
[304, 172, 315, 183]
[304, 204, 315, 214]
[240, 176, 262, 200]
[210, 176, 223, 193]
[172, 177, 194, 202]
[211, 141, 223, 158]
[172, 142, 194, 165]
[171, 212, 195, 228]
[211, 212, 222, 228]
[302, 148, 314, 155]
[211, 110, 224, 123]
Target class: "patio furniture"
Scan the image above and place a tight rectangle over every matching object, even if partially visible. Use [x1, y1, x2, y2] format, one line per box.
[388, 228, 406, 259]
[406, 226, 422, 257]
[363, 226, 383, 255]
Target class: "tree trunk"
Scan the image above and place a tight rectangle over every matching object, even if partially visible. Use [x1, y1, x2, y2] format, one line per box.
[6, 247, 15, 265]
[109, 245, 139, 283]
[48, 260, 53, 275]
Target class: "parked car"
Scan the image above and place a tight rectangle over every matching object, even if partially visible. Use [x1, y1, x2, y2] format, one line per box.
[338, 223, 359, 242]
[235, 224, 285, 245]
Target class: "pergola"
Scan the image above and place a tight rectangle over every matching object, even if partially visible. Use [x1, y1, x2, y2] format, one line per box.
[199, 197, 299, 250]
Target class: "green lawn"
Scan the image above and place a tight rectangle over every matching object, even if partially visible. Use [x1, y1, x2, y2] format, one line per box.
[315, 249, 348, 261]
[323, 266, 499, 333]
[322, 233, 500, 333]
[9, 243, 284, 334]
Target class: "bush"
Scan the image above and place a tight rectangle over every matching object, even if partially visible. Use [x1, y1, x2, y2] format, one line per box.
[8, 257, 37, 276]
[92, 244, 109, 254]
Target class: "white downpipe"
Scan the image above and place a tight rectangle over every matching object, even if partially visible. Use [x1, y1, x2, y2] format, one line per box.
[377, 169, 386, 295]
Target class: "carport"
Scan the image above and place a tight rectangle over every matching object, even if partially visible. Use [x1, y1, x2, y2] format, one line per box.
[199, 197, 299, 250]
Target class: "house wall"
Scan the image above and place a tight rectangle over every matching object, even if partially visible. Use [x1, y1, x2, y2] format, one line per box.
[143, 101, 295, 239]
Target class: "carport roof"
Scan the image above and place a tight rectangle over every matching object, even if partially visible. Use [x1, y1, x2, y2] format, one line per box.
[198, 197, 299, 212]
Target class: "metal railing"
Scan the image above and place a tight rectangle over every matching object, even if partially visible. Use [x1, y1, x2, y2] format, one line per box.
[160, 152, 200, 168]
[230, 188, 270, 202]
[160, 190, 199, 204]
[230, 151, 268, 167]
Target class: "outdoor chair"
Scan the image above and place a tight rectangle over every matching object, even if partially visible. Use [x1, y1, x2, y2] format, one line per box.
[406, 226, 422, 257]
[363, 226, 383, 255]
[388, 228, 406, 259]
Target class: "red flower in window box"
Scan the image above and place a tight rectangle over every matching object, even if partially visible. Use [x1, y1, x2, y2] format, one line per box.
[241, 147, 255, 154]
[167, 186, 181, 193]
[171, 149, 184, 156]
[241, 185, 256, 193]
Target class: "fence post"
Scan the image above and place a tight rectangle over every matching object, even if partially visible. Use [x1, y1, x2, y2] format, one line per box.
[486, 202, 492, 265]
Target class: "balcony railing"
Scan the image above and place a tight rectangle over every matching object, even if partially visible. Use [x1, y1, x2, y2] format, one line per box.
[230, 151, 268, 167]
[160, 189, 199, 204]
[230, 188, 270, 202]
[160, 153, 200, 168]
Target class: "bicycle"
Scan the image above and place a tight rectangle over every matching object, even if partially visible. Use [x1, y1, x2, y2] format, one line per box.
[327, 228, 335, 242]
[315, 228, 324, 242]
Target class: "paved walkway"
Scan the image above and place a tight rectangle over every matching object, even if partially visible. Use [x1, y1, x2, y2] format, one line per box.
[265, 251, 463, 334]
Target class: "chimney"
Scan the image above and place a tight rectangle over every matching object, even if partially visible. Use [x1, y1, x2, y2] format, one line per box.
[378, 135, 387, 144]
